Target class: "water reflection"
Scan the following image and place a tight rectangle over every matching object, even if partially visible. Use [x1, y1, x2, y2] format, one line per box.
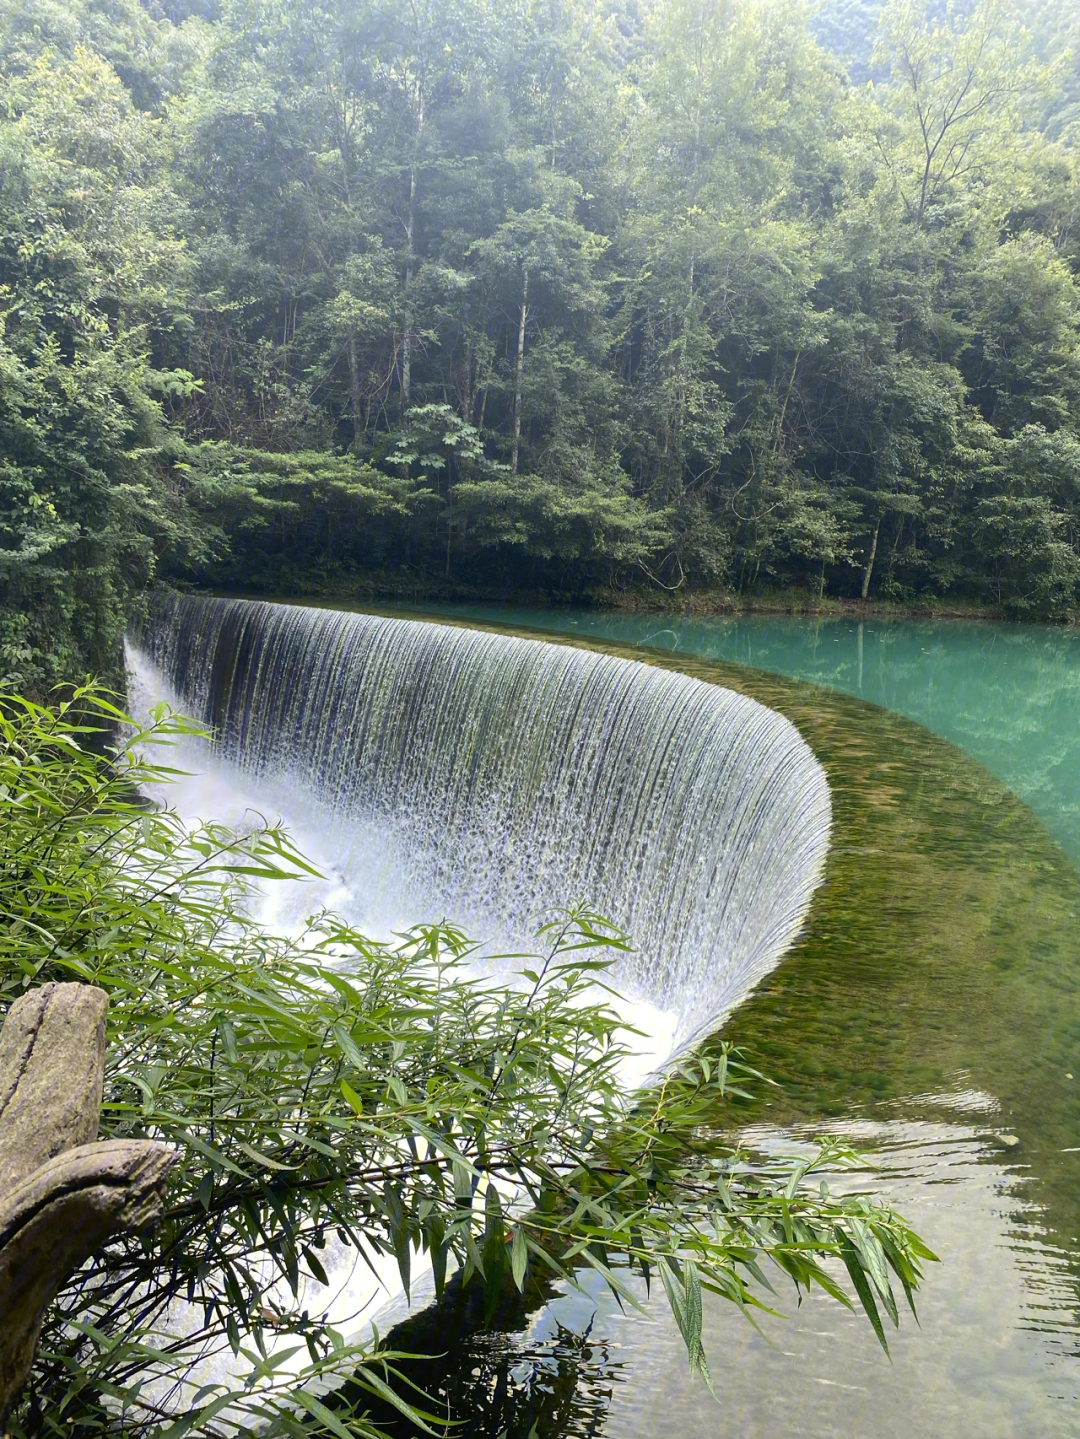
[369, 1115, 1080, 1439]
[597, 1120, 1080, 1439]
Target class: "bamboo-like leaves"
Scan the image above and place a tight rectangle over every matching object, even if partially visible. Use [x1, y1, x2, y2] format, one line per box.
[660, 1256, 712, 1391]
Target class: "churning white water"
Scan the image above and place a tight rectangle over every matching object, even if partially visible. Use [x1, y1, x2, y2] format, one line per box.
[137, 595, 831, 1054]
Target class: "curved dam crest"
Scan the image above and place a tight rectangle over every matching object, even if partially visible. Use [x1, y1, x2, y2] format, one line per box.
[140, 596, 832, 1052]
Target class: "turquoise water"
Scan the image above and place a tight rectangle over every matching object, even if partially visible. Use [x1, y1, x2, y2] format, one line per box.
[400, 606, 1080, 864]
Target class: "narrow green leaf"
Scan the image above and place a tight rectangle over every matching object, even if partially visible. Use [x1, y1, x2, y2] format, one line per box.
[511, 1225, 528, 1291]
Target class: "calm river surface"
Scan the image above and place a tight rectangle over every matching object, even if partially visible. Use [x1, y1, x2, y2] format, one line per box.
[356, 604, 1080, 1439]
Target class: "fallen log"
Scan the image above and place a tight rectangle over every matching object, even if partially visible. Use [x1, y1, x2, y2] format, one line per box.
[0, 982, 176, 1415]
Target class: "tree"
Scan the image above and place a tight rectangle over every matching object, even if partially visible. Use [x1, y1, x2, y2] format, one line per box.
[468, 203, 608, 471]
[0, 46, 205, 692]
[872, 0, 1050, 225]
[6, 0, 1080, 667]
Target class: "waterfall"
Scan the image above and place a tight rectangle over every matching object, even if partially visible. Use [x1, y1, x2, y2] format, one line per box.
[138, 595, 831, 1052]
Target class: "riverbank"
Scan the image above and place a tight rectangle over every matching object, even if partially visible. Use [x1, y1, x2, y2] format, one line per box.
[207, 573, 1077, 628]
[598, 587, 1026, 623]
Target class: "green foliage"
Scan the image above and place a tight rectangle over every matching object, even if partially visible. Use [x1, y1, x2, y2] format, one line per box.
[0, 687, 934, 1433]
[0, 41, 208, 691]
[6, 0, 1080, 682]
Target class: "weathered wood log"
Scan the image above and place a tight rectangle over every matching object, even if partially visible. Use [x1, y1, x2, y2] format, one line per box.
[0, 982, 176, 1415]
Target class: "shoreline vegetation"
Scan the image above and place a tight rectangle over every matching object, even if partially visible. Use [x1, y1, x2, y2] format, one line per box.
[607, 596, 1048, 622]
[578, 588, 1073, 623]
[203, 577, 1070, 626]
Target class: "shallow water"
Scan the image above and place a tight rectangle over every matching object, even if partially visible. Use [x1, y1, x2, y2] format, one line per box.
[555, 1123, 1080, 1439]
[359, 1121, 1080, 1439]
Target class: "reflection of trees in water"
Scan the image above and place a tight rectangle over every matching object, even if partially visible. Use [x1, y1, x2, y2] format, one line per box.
[411, 1321, 617, 1439]
[334, 1273, 621, 1438]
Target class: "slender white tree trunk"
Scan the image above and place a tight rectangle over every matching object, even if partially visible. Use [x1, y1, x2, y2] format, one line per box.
[512, 269, 528, 474]
[861, 516, 880, 599]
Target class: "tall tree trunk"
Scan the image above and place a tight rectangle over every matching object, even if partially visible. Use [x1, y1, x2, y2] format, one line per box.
[512, 269, 529, 475]
[861, 515, 880, 599]
[348, 333, 362, 449]
[445, 463, 453, 578]
[773, 348, 802, 455]
[401, 85, 424, 406]
[402, 162, 416, 405]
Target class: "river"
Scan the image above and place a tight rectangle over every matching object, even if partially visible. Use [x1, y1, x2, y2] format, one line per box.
[396, 608, 1080, 864]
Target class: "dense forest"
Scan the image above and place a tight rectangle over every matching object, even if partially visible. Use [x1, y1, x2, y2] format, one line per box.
[2, 0, 1080, 689]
